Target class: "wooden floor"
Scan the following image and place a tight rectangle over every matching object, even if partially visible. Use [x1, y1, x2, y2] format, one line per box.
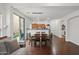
[25, 40, 52, 55]
[25, 35, 79, 55]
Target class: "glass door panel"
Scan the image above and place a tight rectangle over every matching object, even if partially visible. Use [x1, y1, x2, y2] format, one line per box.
[19, 17, 25, 40]
[12, 14, 20, 41]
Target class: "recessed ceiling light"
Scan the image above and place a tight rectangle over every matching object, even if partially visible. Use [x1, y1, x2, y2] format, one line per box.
[32, 12, 43, 14]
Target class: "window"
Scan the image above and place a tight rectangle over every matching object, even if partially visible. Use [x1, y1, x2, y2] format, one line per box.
[12, 13, 25, 41]
[19, 17, 25, 40]
[0, 15, 2, 36]
[12, 14, 20, 41]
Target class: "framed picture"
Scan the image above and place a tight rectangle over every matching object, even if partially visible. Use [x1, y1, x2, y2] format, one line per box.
[62, 24, 65, 30]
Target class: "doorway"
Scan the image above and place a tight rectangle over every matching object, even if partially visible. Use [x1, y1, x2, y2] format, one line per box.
[19, 17, 25, 40]
[12, 13, 25, 43]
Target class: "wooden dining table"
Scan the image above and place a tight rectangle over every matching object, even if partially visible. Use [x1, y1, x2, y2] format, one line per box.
[30, 35, 50, 47]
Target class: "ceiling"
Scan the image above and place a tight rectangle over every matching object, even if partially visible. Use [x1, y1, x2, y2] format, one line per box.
[11, 3, 79, 21]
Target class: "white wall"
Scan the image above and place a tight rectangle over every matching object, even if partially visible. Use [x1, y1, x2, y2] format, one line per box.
[68, 17, 79, 45]
[62, 10, 79, 45]
[50, 20, 62, 37]
[25, 17, 32, 39]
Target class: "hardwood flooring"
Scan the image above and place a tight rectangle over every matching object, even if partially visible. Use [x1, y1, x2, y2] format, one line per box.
[25, 40, 52, 55]
[25, 35, 79, 55]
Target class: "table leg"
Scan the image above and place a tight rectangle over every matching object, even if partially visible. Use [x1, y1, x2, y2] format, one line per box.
[40, 37, 42, 48]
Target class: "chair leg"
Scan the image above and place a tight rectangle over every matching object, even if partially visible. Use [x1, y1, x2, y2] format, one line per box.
[34, 41, 36, 46]
[34, 41, 40, 47]
[30, 40, 35, 47]
[41, 41, 46, 46]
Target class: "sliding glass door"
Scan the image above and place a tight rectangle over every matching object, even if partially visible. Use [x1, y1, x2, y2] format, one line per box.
[12, 13, 25, 42]
[19, 17, 25, 40]
[12, 14, 20, 41]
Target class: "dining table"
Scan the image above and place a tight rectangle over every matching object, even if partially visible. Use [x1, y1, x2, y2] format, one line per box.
[30, 35, 50, 47]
